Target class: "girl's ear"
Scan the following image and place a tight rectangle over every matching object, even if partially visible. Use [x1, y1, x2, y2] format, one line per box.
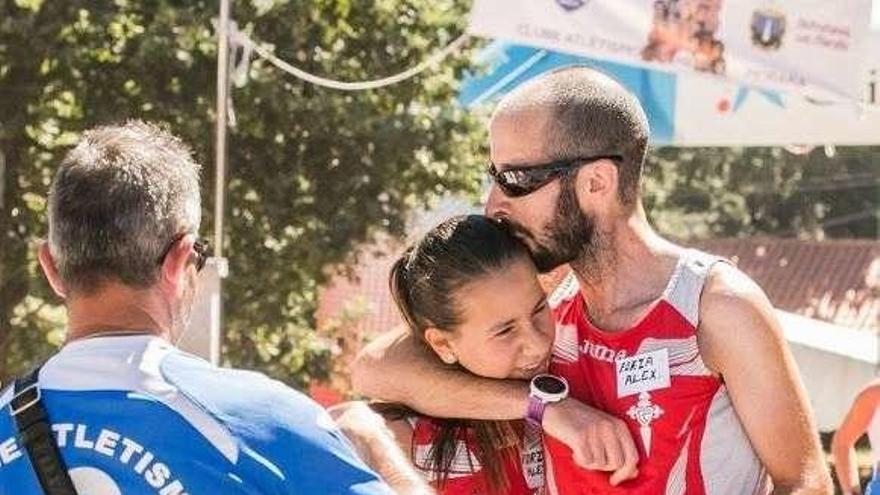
[424, 327, 458, 364]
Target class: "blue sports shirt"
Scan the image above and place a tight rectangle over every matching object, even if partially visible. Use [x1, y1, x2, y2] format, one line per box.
[0, 335, 393, 494]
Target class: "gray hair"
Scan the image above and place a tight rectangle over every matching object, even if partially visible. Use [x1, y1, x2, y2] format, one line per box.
[492, 66, 650, 206]
[48, 120, 201, 294]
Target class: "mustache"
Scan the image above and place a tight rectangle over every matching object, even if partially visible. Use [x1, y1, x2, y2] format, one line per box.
[497, 217, 535, 242]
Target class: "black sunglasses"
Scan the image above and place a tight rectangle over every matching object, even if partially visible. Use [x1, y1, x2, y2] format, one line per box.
[157, 234, 211, 272]
[487, 154, 623, 198]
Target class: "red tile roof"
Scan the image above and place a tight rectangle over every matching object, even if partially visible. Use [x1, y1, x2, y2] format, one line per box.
[315, 237, 404, 337]
[690, 238, 879, 331]
[316, 237, 880, 339]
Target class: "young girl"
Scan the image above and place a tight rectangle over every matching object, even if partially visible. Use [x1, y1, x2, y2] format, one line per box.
[371, 214, 556, 495]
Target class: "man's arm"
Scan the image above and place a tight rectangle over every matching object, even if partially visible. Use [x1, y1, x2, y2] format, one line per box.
[699, 265, 832, 495]
[352, 328, 639, 485]
[352, 328, 529, 419]
[831, 383, 880, 495]
[329, 402, 433, 495]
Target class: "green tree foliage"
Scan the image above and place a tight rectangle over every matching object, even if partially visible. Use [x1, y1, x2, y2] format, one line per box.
[1, 0, 876, 387]
[644, 146, 879, 241]
[0, 0, 486, 385]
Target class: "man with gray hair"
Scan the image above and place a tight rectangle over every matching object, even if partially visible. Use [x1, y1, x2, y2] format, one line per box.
[0, 121, 424, 494]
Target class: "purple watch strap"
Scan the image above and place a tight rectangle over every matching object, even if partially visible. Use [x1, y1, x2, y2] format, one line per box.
[526, 394, 545, 426]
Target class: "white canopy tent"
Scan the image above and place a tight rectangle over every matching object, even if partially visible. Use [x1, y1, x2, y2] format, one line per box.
[777, 310, 878, 431]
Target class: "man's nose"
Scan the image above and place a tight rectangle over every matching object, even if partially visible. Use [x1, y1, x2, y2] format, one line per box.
[484, 184, 510, 220]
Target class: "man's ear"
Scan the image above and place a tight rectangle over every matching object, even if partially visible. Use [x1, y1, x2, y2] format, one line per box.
[38, 242, 67, 299]
[581, 158, 619, 198]
[423, 327, 458, 364]
[159, 234, 195, 295]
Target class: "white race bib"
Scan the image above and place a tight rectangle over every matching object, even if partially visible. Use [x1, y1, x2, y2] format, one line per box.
[615, 349, 671, 398]
[521, 423, 545, 492]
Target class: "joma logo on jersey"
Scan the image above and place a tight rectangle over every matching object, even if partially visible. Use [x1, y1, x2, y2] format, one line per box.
[579, 339, 627, 363]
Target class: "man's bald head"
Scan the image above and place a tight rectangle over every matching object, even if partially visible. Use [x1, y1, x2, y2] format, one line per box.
[490, 66, 650, 206]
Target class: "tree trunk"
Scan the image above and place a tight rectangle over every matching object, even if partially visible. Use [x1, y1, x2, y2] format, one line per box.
[0, 47, 40, 382]
[0, 137, 29, 383]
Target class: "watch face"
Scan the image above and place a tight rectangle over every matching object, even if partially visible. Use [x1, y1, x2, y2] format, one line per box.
[533, 375, 566, 395]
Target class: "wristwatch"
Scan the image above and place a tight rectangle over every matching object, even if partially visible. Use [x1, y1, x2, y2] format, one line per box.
[526, 374, 569, 426]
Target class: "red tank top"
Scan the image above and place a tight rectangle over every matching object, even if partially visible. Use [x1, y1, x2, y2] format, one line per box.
[546, 249, 769, 495]
[408, 416, 545, 495]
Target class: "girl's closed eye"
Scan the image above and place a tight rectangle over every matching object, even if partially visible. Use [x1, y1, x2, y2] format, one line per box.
[494, 326, 515, 338]
[533, 300, 549, 315]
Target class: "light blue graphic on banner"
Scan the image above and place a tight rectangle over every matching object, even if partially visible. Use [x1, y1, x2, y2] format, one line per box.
[459, 42, 677, 144]
[732, 87, 785, 112]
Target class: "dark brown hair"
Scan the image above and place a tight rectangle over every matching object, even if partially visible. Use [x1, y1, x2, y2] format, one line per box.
[388, 215, 532, 493]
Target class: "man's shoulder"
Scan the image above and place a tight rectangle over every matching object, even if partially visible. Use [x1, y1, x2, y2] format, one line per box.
[854, 380, 880, 405]
[161, 351, 327, 430]
[161, 352, 393, 493]
[700, 262, 769, 317]
[697, 261, 783, 372]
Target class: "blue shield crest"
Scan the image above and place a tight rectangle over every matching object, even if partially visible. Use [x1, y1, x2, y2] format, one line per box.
[750, 8, 787, 50]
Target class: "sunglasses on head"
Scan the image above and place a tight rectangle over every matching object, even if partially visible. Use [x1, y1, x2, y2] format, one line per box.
[487, 154, 623, 198]
[158, 234, 212, 272]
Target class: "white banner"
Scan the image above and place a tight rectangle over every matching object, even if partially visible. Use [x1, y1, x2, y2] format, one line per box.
[468, 0, 874, 101]
[673, 30, 880, 146]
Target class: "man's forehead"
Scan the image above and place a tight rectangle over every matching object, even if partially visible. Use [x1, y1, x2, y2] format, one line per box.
[490, 106, 551, 131]
[489, 109, 553, 164]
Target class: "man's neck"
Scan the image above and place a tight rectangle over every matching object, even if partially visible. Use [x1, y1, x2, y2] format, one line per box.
[64, 284, 172, 343]
[570, 205, 683, 331]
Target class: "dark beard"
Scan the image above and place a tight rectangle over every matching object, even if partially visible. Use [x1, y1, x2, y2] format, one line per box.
[510, 177, 596, 273]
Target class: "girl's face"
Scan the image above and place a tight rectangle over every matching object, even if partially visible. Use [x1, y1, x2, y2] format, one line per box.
[424, 257, 555, 380]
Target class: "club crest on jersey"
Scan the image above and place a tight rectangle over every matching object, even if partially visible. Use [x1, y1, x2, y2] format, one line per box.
[627, 392, 664, 455]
